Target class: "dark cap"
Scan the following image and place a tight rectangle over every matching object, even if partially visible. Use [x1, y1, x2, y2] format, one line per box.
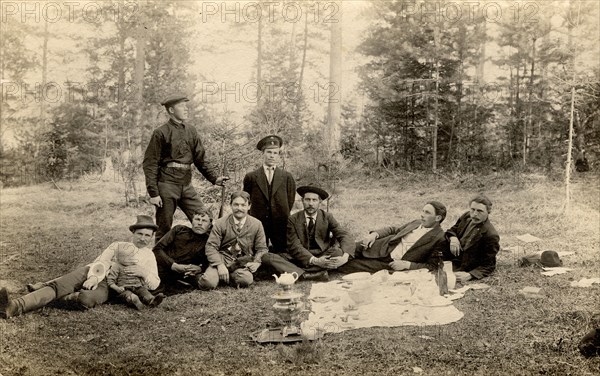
[160, 95, 189, 108]
[297, 184, 329, 200]
[129, 215, 158, 233]
[257, 135, 283, 151]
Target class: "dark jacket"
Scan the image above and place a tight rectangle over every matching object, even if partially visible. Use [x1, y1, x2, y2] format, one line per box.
[242, 166, 296, 252]
[243, 166, 296, 221]
[143, 119, 219, 197]
[445, 211, 500, 279]
[359, 220, 447, 270]
[152, 225, 209, 274]
[287, 209, 355, 267]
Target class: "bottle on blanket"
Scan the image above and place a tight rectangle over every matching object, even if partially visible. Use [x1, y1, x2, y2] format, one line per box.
[434, 251, 448, 295]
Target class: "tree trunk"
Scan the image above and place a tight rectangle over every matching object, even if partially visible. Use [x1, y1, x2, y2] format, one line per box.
[565, 87, 575, 213]
[257, 8, 263, 106]
[432, 26, 440, 171]
[326, 1, 342, 156]
[40, 19, 49, 124]
[515, 61, 521, 162]
[298, 8, 309, 90]
[476, 21, 486, 83]
[130, 1, 146, 205]
[116, 1, 126, 177]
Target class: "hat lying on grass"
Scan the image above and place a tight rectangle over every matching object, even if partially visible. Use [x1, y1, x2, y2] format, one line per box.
[519, 250, 563, 267]
[579, 328, 600, 358]
[540, 250, 562, 267]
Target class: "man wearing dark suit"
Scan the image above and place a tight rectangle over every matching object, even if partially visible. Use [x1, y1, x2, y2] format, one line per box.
[243, 135, 296, 253]
[338, 201, 448, 274]
[444, 195, 500, 282]
[286, 185, 355, 281]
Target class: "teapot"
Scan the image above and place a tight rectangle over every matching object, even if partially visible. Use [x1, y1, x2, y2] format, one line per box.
[273, 272, 299, 286]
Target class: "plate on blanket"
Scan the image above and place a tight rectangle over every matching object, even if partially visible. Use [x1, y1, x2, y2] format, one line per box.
[342, 272, 371, 281]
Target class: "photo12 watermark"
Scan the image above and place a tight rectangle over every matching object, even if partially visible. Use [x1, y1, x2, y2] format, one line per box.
[199, 1, 340, 24]
[1, 1, 139, 23]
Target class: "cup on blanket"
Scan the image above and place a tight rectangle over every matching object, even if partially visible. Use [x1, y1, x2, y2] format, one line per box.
[347, 280, 373, 305]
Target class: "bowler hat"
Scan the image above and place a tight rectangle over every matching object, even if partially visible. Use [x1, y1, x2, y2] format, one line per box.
[540, 250, 562, 267]
[129, 215, 158, 233]
[256, 135, 283, 151]
[297, 184, 329, 200]
[160, 95, 189, 108]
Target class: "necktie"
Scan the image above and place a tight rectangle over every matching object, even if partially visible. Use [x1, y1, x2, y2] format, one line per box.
[267, 167, 273, 184]
[236, 223, 242, 233]
[308, 217, 315, 236]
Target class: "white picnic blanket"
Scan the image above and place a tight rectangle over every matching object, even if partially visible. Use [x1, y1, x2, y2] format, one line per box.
[301, 270, 464, 335]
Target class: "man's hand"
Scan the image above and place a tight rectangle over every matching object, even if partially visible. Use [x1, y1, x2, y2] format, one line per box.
[215, 176, 230, 186]
[327, 253, 349, 269]
[449, 236, 462, 256]
[171, 263, 187, 274]
[311, 256, 334, 269]
[216, 264, 229, 284]
[150, 196, 163, 208]
[245, 262, 261, 273]
[124, 265, 145, 278]
[389, 260, 412, 271]
[360, 233, 378, 249]
[82, 276, 99, 290]
[184, 264, 202, 276]
[455, 271, 472, 283]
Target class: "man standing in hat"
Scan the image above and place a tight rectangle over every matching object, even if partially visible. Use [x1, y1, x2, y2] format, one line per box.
[143, 95, 228, 242]
[338, 202, 448, 274]
[243, 135, 296, 253]
[1, 216, 161, 318]
[444, 194, 500, 282]
[285, 185, 355, 281]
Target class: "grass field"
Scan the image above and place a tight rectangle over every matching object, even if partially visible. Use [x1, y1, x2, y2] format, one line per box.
[1, 172, 599, 375]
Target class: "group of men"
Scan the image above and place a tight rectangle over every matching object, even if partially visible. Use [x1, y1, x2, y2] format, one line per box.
[0, 94, 500, 319]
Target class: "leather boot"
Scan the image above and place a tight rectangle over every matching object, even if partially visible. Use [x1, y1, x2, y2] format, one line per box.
[1, 286, 56, 318]
[0, 287, 17, 319]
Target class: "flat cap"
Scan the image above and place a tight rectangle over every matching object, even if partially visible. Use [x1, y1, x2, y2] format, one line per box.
[257, 135, 283, 151]
[160, 95, 189, 108]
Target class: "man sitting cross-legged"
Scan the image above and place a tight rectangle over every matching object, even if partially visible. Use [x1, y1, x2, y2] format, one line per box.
[198, 191, 323, 289]
[152, 208, 213, 294]
[338, 201, 448, 274]
[284, 184, 355, 281]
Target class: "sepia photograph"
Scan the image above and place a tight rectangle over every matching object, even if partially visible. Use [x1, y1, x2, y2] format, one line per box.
[0, 0, 599, 374]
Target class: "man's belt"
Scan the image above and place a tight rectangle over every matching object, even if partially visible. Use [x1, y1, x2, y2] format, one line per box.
[165, 162, 192, 169]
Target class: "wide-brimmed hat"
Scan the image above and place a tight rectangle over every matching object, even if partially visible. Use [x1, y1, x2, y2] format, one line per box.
[129, 215, 158, 233]
[160, 95, 189, 108]
[540, 250, 562, 267]
[297, 184, 329, 200]
[256, 135, 283, 151]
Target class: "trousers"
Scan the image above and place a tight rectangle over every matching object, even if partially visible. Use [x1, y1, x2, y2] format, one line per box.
[155, 182, 205, 241]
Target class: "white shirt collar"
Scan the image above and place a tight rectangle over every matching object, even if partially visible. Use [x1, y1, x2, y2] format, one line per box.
[305, 211, 318, 223]
[233, 216, 247, 227]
